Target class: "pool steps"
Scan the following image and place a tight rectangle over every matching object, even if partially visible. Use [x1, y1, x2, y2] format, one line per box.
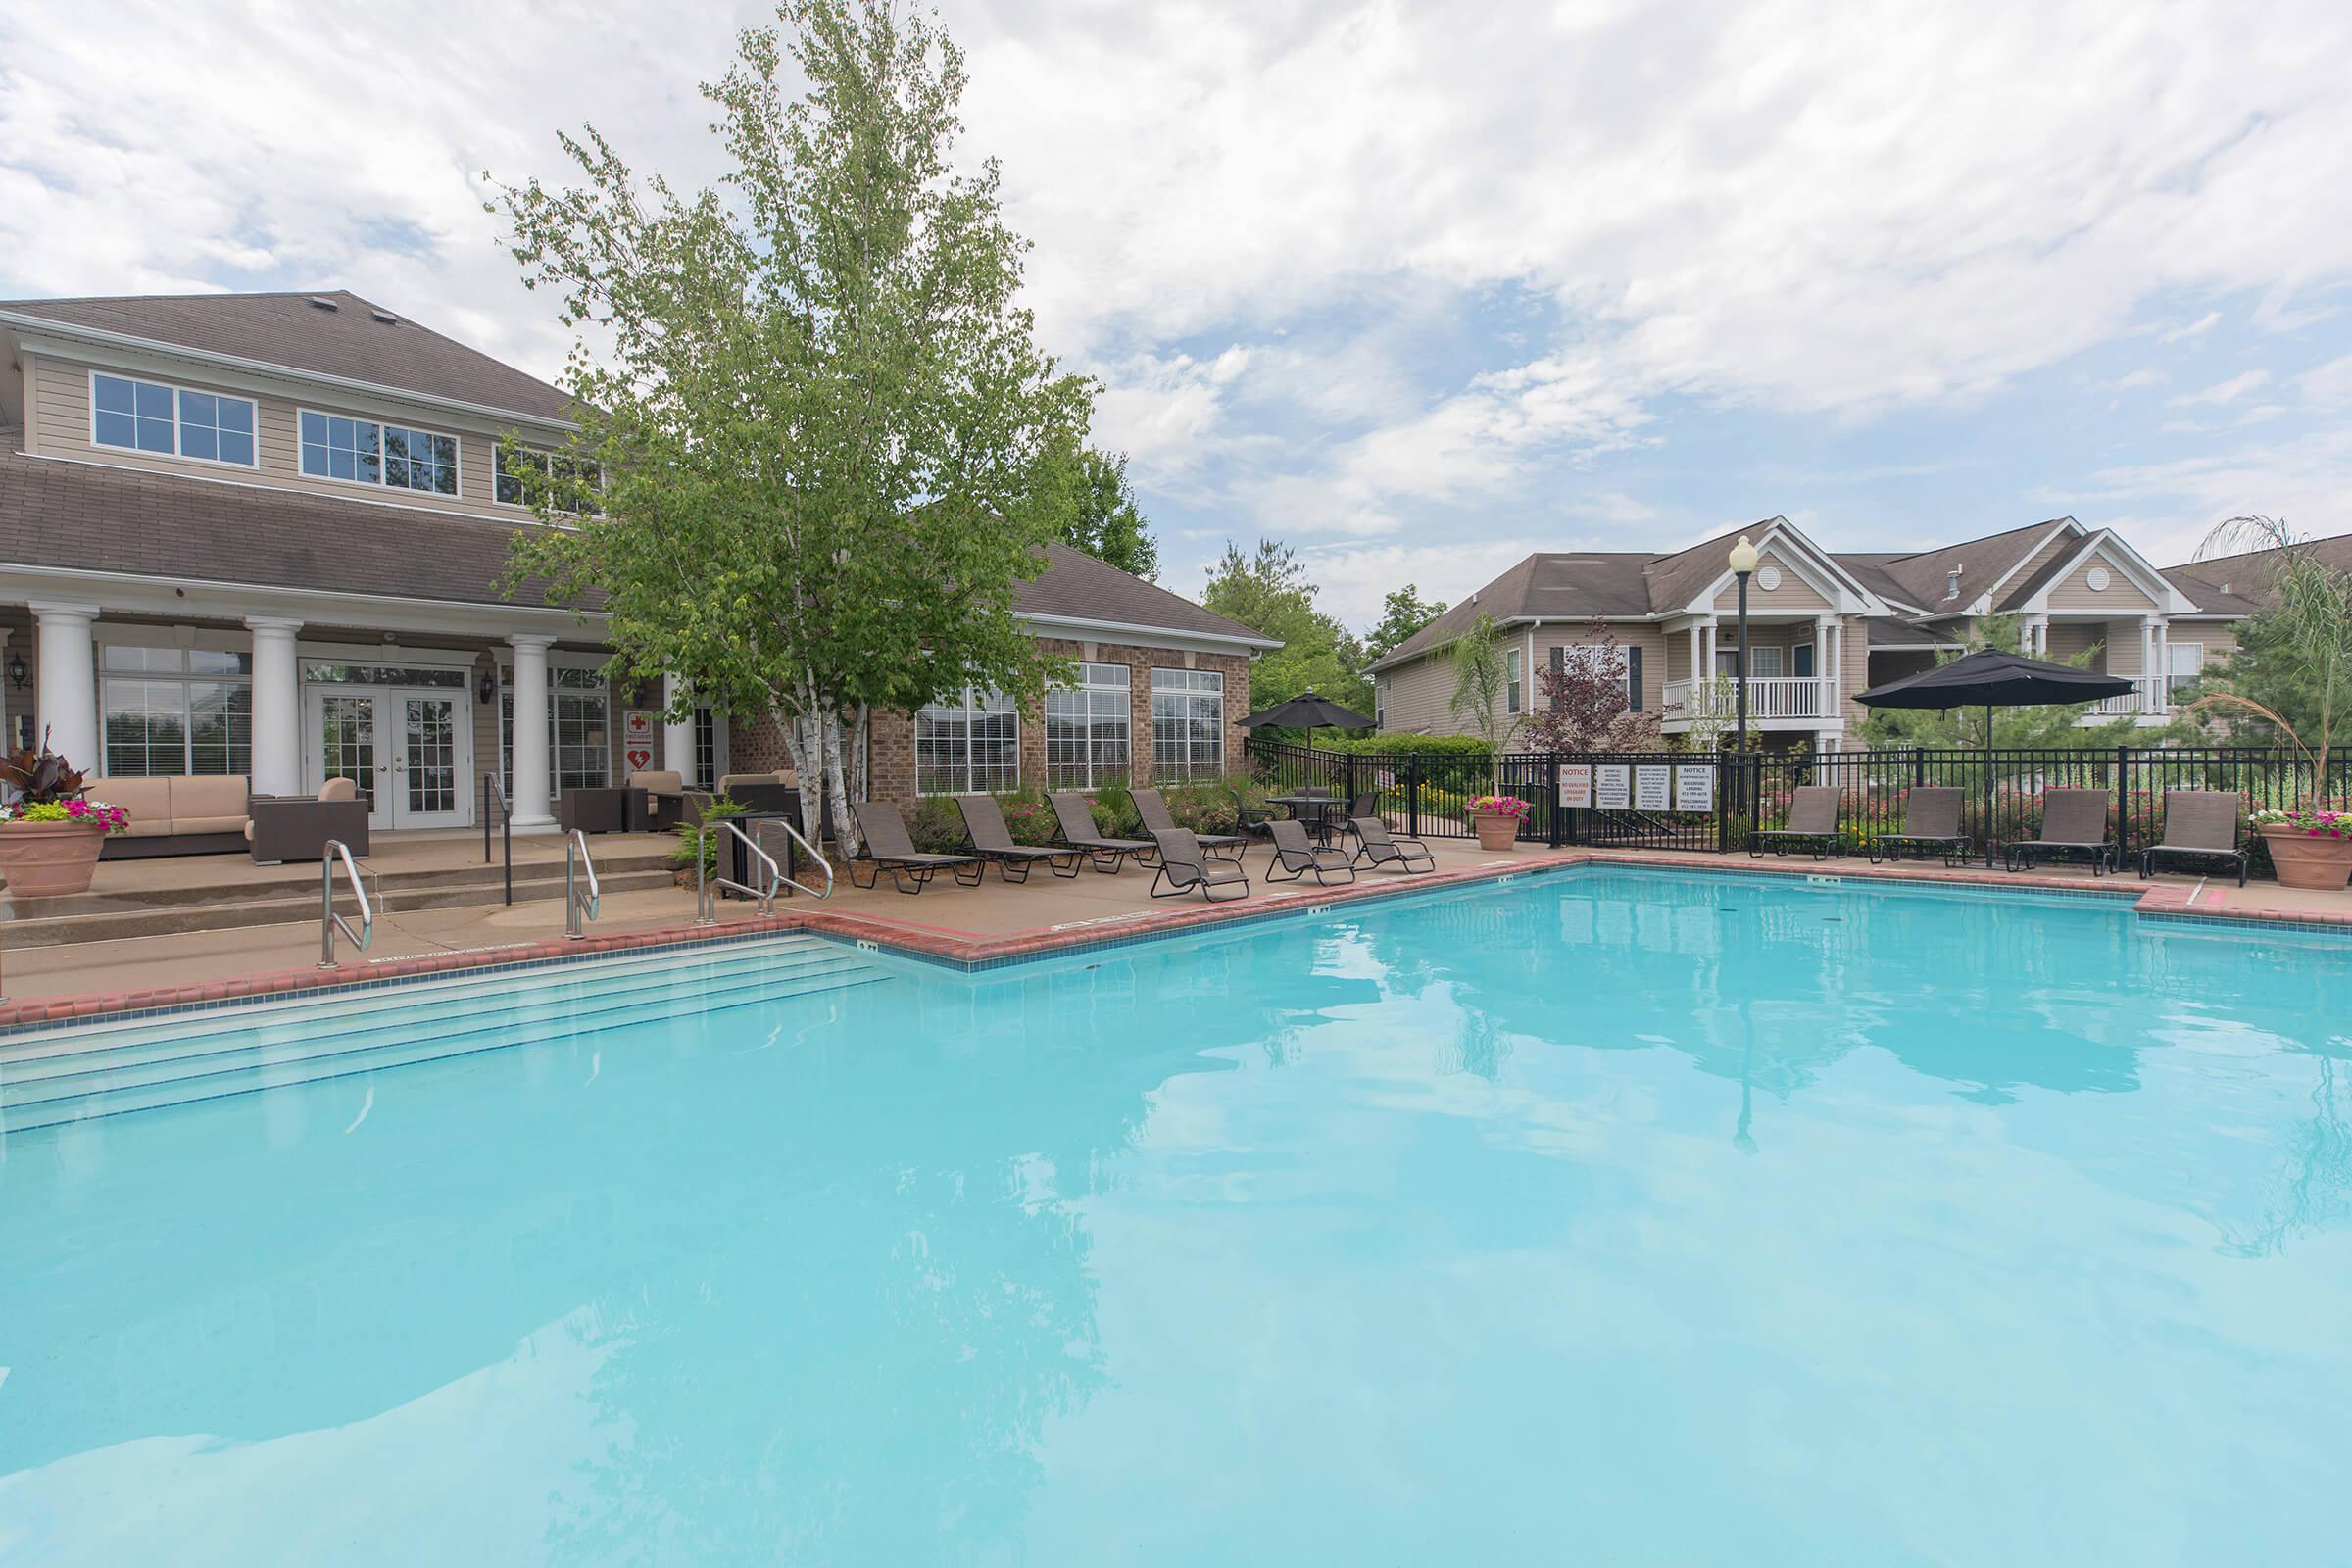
[0, 935, 885, 1132]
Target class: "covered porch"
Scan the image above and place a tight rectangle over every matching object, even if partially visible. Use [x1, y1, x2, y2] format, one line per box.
[1660, 611, 1851, 745]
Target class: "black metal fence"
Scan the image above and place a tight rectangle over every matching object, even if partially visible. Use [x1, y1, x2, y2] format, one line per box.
[1250, 739, 2352, 872]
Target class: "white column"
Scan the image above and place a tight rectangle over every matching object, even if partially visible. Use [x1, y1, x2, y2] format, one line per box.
[508, 634, 557, 829]
[29, 601, 100, 769]
[244, 616, 304, 796]
[1813, 615, 1834, 710]
[1688, 623, 1703, 689]
[2149, 618, 2169, 711]
[2139, 616, 2159, 706]
[0, 629, 11, 750]
[662, 671, 697, 785]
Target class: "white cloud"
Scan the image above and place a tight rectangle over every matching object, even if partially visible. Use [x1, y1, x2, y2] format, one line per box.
[2297, 353, 2352, 407]
[2158, 311, 2224, 344]
[2053, 426, 2352, 564]
[2167, 369, 2272, 407]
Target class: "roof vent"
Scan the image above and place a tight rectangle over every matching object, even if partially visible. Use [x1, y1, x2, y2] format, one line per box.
[307, 296, 339, 311]
[1944, 565, 1963, 600]
[369, 310, 398, 324]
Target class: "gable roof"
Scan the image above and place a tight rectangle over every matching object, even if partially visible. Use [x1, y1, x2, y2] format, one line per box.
[1019, 541, 1278, 646]
[2163, 529, 2352, 616]
[0, 290, 576, 423]
[1844, 518, 2068, 612]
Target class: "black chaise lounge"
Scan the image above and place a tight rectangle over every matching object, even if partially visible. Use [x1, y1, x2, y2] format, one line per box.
[1133, 787, 1245, 861]
[1350, 815, 1435, 874]
[1869, 786, 1972, 867]
[2004, 787, 2117, 875]
[847, 801, 984, 894]
[1229, 788, 1277, 846]
[1267, 817, 1356, 886]
[1048, 791, 1155, 872]
[1751, 785, 1844, 860]
[1149, 828, 1250, 902]
[956, 794, 1083, 881]
[2138, 789, 2248, 886]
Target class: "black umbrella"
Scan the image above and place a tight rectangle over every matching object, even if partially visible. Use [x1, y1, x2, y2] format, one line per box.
[1854, 649, 2133, 866]
[1236, 690, 1376, 730]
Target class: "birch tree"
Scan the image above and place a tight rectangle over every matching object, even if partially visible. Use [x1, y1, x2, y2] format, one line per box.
[490, 0, 1090, 850]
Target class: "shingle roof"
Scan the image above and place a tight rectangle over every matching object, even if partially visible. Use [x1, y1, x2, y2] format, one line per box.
[0, 433, 1264, 646]
[0, 290, 577, 423]
[2162, 530, 2352, 616]
[1865, 615, 1962, 648]
[1855, 518, 2068, 610]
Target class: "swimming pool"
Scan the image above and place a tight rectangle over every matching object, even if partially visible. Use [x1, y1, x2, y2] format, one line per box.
[2, 868, 2347, 1565]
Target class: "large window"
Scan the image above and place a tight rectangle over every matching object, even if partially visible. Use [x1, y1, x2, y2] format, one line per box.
[1564, 644, 1635, 702]
[501, 665, 611, 795]
[1506, 648, 1523, 714]
[495, 445, 604, 514]
[916, 686, 1018, 796]
[1045, 662, 1131, 788]
[302, 410, 459, 495]
[92, 373, 256, 466]
[2167, 641, 2205, 696]
[1151, 668, 1224, 779]
[100, 646, 253, 777]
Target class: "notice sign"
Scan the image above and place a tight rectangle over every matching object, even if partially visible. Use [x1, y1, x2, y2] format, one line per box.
[1556, 762, 1592, 808]
[1635, 765, 1672, 810]
[1594, 764, 1632, 809]
[623, 709, 660, 772]
[1676, 763, 1716, 812]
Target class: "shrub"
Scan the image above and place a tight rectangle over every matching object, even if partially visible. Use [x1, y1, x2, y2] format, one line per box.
[1312, 733, 1494, 759]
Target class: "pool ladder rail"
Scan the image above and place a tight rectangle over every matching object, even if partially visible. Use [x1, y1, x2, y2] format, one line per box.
[564, 828, 602, 940]
[317, 838, 376, 968]
[696, 816, 832, 925]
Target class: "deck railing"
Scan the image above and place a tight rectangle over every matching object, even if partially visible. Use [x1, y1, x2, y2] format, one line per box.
[1663, 675, 1834, 720]
[2085, 677, 2170, 718]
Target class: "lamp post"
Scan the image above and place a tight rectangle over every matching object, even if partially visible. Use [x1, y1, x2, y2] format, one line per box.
[1728, 535, 1759, 816]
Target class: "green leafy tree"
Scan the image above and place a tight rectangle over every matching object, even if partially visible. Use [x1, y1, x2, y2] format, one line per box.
[1364, 584, 1446, 663]
[1856, 613, 2146, 749]
[1200, 539, 1372, 722]
[1041, 443, 1157, 579]
[2183, 515, 2352, 764]
[1447, 613, 1520, 787]
[489, 0, 1090, 850]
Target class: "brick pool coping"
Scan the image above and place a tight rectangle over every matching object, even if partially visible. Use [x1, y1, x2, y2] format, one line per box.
[3, 846, 2344, 1033]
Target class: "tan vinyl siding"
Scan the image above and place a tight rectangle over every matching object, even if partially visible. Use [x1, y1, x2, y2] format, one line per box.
[2044, 621, 2105, 670]
[1376, 654, 1459, 735]
[27, 352, 539, 523]
[2044, 548, 2158, 612]
[1710, 549, 1833, 613]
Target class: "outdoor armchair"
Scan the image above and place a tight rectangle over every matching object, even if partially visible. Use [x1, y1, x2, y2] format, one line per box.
[956, 794, 1083, 882]
[2004, 788, 2117, 875]
[847, 801, 985, 895]
[1149, 828, 1250, 903]
[1750, 786, 1844, 860]
[1267, 817, 1356, 886]
[2138, 789, 2248, 887]
[1048, 791, 1155, 872]
[1868, 787, 1972, 867]
[1351, 815, 1435, 874]
[246, 776, 369, 864]
[1133, 787, 1245, 861]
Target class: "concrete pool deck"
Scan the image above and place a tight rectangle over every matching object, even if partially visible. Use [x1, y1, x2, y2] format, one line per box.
[1, 834, 2344, 1029]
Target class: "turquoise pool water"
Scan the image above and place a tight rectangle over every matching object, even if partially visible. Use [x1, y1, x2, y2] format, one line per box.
[2, 869, 2348, 1565]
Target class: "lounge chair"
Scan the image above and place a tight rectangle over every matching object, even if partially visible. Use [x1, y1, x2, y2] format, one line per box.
[1267, 818, 1356, 886]
[2004, 787, 2117, 875]
[846, 801, 984, 894]
[1149, 828, 1251, 902]
[2138, 789, 2248, 887]
[1229, 788, 1277, 844]
[1133, 787, 1245, 861]
[955, 794, 1082, 882]
[1868, 786, 1972, 867]
[1750, 785, 1843, 860]
[1048, 790, 1155, 872]
[1334, 792, 1381, 852]
[1351, 815, 1435, 874]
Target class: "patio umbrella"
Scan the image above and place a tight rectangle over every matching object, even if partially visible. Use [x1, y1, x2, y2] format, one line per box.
[1236, 690, 1376, 730]
[1854, 649, 2133, 866]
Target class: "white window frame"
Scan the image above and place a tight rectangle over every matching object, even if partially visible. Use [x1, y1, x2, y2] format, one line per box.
[494, 652, 612, 798]
[2166, 640, 2205, 693]
[916, 685, 1020, 797]
[299, 406, 464, 497]
[1560, 644, 1636, 703]
[1150, 667, 1225, 780]
[1505, 648, 1523, 715]
[1045, 662, 1132, 788]
[95, 634, 255, 777]
[88, 369, 259, 470]
[495, 443, 605, 514]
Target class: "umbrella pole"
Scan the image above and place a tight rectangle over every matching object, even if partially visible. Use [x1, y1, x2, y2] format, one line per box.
[1984, 703, 1994, 868]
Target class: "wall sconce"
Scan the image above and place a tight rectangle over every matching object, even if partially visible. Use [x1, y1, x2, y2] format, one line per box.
[5, 653, 27, 692]
[477, 668, 497, 706]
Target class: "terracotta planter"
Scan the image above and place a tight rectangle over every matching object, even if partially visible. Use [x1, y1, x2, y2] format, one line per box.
[0, 819, 109, 898]
[2260, 824, 2352, 891]
[1470, 809, 1521, 853]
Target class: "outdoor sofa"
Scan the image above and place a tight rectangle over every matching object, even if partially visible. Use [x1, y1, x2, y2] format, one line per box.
[2138, 789, 2248, 886]
[96, 773, 253, 859]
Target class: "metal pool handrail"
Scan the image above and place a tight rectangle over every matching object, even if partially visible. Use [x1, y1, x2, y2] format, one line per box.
[318, 838, 374, 968]
[564, 828, 602, 940]
[763, 815, 834, 901]
[696, 818, 795, 924]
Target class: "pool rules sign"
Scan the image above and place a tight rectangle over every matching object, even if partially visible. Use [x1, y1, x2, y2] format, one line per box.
[1676, 763, 1716, 812]
[1556, 763, 1592, 808]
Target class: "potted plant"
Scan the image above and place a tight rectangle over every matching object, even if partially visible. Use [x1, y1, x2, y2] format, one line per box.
[1467, 793, 1530, 852]
[2249, 806, 2352, 890]
[0, 734, 131, 898]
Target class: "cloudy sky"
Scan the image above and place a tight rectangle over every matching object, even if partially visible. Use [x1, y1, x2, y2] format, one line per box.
[5, 0, 2348, 624]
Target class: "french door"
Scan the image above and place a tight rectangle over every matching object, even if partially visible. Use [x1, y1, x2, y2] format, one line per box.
[307, 687, 471, 829]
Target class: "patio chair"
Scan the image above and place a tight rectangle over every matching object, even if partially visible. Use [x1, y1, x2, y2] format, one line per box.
[2138, 789, 2248, 887]
[956, 794, 1082, 882]
[2004, 788, 2117, 875]
[1750, 785, 1844, 860]
[1229, 788, 1277, 844]
[1351, 815, 1435, 874]
[1267, 817, 1356, 886]
[1333, 792, 1382, 853]
[1133, 787, 1245, 861]
[846, 801, 985, 895]
[1048, 791, 1155, 872]
[1149, 828, 1250, 902]
[1868, 787, 1972, 867]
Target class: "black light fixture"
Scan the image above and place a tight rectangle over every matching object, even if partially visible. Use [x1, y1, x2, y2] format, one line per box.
[5, 652, 26, 692]
[477, 667, 497, 706]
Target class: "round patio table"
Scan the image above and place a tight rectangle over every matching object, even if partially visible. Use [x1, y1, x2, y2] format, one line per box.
[1270, 793, 1345, 848]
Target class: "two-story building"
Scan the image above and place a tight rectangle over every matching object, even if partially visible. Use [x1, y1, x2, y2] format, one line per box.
[1368, 514, 2275, 750]
[0, 290, 1272, 836]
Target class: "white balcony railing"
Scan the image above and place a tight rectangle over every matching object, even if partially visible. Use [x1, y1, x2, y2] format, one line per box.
[1663, 675, 1833, 722]
[2085, 676, 2170, 718]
